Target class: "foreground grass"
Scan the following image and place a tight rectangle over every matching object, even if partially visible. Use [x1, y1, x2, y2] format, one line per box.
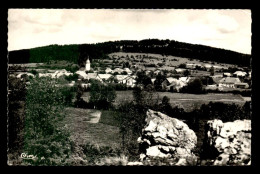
[62, 107, 121, 148]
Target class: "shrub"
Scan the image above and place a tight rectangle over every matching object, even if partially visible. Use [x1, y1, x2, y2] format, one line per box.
[82, 143, 122, 165]
[29, 69, 38, 75]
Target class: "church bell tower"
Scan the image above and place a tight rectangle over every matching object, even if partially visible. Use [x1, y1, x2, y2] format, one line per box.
[85, 57, 90, 71]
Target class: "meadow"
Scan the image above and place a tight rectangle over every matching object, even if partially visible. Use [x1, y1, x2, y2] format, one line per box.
[82, 90, 247, 112]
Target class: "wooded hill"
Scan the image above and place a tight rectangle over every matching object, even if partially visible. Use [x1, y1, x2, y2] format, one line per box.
[8, 39, 251, 67]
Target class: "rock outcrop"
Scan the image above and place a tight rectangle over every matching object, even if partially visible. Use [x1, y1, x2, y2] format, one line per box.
[204, 119, 251, 165]
[138, 109, 197, 165]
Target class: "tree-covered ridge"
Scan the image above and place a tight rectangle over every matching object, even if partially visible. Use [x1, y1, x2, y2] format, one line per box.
[8, 39, 251, 67]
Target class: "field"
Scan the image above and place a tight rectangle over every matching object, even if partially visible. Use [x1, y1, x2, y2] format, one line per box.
[107, 52, 236, 71]
[82, 91, 247, 112]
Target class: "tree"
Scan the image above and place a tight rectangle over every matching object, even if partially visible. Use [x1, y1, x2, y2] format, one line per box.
[159, 96, 172, 115]
[135, 71, 152, 88]
[154, 73, 167, 91]
[121, 71, 128, 75]
[210, 66, 215, 76]
[179, 63, 186, 68]
[182, 78, 204, 94]
[89, 80, 116, 109]
[183, 69, 191, 76]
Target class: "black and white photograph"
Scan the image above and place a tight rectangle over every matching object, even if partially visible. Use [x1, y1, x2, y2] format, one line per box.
[7, 9, 252, 166]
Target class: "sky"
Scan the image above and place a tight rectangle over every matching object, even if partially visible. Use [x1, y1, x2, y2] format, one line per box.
[8, 9, 251, 54]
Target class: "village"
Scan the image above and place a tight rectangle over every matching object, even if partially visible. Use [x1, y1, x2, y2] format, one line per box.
[10, 52, 251, 95]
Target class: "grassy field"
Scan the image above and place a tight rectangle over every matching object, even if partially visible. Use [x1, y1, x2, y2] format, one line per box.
[61, 107, 121, 149]
[82, 91, 247, 112]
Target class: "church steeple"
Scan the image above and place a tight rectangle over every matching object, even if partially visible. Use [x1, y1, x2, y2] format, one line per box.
[86, 56, 90, 71]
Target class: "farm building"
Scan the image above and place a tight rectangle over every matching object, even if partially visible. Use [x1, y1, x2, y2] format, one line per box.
[218, 77, 241, 88]
[234, 71, 247, 77]
[161, 77, 186, 92]
[115, 75, 136, 87]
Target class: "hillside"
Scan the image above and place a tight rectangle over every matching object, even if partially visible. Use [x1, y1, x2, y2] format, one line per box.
[8, 39, 251, 67]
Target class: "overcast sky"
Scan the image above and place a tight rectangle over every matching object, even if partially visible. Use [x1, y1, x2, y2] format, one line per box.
[8, 9, 251, 54]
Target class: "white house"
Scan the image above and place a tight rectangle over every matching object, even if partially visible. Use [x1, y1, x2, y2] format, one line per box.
[223, 72, 232, 77]
[164, 77, 186, 92]
[234, 71, 247, 77]
[105, 68, 113, 74]
[113, 68, 124, 74]
[175, 68, 186, 73]
[123, 68, 132, 75]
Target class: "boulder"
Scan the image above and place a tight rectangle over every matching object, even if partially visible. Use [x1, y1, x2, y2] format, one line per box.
[205, 119, 251, 166]
[138, 109, 197, 165]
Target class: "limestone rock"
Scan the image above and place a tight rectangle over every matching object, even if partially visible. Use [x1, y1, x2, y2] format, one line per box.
[205, 119, 251, 166]
[138, 109, 197, 165]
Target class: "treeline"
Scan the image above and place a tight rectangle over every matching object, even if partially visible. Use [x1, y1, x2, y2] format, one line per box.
[118, 39, 251, 67]
[8, 39, 251, 67]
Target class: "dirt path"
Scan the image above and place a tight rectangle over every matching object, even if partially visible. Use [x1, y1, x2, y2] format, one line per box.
[87, 110, 101, 123]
